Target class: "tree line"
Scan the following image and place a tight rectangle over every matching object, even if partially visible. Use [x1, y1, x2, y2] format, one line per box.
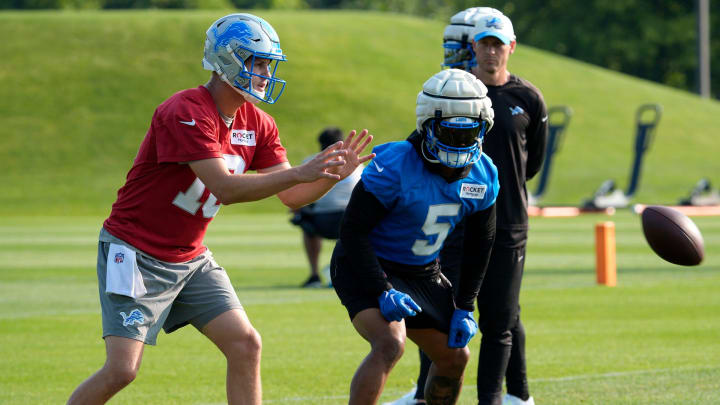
[3, 0, 717, 99]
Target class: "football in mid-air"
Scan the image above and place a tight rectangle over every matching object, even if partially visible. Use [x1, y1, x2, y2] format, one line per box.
[641, 205, 704, 266]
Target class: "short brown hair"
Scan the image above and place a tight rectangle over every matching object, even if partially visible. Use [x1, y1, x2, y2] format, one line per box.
[318, 127, 344, 150]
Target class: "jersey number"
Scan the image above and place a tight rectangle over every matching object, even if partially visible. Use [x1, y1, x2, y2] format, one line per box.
[411, 204, 460, 256]
[172, 155, 246, 218]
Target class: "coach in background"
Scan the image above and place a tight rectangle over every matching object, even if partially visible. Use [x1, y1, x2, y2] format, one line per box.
[66, 13, 373, 405]
[469, 10, 548, 405]
[386, 8, 548, 405]
[291, 127, 363, 288]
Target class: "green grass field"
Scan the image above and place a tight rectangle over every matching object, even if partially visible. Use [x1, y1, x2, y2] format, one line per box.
[1, 212, 718, 404]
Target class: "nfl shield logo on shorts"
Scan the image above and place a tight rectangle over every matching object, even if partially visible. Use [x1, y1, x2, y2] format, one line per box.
[114, 252, 125, 264]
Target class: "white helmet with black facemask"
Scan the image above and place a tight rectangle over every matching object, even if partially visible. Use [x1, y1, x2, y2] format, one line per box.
[416, 69, 494, 168]
[202, 13, 287, 104]
[442, 7, 503, 71]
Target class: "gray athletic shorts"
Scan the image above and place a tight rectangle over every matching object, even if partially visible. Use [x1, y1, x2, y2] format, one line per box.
[97, 228, 243, 345]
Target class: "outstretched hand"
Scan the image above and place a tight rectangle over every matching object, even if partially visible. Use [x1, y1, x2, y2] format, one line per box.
[296, 146, 347, 182]
[294, 129, 374, 183]
[327, 129, 375, 180]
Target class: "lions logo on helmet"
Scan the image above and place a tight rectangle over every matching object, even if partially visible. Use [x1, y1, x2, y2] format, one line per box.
[442, 7, 502, 71]
[416, 69, 494, 168]
[203, 13, 287, 104]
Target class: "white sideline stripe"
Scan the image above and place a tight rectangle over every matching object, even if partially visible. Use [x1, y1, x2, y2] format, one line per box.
[219, 365, 719, 404]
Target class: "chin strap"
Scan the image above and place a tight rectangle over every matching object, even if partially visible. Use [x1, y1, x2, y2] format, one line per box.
[420, 138, 441, 164]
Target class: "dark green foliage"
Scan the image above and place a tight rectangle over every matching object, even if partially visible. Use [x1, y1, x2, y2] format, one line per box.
[102, 0, 196, 8]
[306, 0, 341, 7]
[468, 0, 719, 98]
[228, 0, 270, 8]
[0, 0, 62, 9]
[102, 0, 148, 7]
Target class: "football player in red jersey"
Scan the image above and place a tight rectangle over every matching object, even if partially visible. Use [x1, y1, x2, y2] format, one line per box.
[66, 13, 373, 405]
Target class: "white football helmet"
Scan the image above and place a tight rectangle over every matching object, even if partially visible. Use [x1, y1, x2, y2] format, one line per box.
[416, 69, 494, 168]
[443, 7, 503, 71]
[203, 13, 287, 104]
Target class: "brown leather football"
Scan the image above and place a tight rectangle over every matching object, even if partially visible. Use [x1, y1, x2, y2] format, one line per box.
[641, 205, 704, 266]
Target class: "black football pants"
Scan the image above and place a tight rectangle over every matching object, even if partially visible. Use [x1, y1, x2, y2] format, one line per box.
[476, 242, 529, 405]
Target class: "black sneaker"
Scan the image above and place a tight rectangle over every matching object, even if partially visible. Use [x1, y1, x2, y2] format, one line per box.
[301, 275, 323, 288]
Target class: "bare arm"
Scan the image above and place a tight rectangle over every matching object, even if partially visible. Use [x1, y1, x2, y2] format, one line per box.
[187, 154, 341, 206]
[275, 129, 374, 209]
[188, 129, 374, 209]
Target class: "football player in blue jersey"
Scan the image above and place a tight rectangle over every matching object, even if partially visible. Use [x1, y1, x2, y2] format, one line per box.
[330, 69, 499, 405]
[390, 9, 548, 405]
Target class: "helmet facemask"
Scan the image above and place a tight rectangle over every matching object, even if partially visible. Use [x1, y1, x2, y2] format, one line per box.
[229, 51, 285, 104]
[442, 7, 505, 72]
[443, 37, 475, 71]
[203, 13, 287, 104]
[415, 69, 494, 168]
[423, 113, 489, 168]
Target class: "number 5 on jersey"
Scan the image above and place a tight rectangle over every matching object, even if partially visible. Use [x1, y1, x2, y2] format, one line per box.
[411, 204, 460, 256]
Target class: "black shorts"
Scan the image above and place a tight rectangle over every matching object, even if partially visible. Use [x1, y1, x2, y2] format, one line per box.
[331, 247, 456, 333]
[290, 208, 344, 239]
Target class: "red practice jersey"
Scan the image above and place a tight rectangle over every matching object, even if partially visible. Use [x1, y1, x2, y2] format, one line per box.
[104, 86, 287, 262]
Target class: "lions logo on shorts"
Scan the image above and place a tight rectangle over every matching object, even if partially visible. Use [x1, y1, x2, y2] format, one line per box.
[120, 309, 144, 326]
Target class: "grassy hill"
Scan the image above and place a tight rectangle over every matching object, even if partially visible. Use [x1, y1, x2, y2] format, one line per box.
[1, 10, 719, 215]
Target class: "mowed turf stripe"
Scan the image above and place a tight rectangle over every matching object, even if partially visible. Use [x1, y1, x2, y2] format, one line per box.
[529, 365, 720, 382]
[218, 366, 720, 404]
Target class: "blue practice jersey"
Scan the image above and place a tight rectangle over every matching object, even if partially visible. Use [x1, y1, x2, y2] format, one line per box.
[361, 141, 499, 265]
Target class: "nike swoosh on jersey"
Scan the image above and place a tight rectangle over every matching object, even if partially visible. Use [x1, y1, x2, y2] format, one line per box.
[373, 161, 384, 172]
[541, 116, 549, 122]
[179, 119, 196, 126]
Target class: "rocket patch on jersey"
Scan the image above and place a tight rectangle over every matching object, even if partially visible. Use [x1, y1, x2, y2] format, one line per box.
[460, 183, 487, 199]
[231, 129, 256, 146]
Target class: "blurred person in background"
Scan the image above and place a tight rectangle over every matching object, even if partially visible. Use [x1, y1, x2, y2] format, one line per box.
[291, 126, 363, 288]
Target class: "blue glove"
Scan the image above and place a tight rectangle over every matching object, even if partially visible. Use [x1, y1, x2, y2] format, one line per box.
[448, 309, 478, 348]
[378, 288, 422, 322]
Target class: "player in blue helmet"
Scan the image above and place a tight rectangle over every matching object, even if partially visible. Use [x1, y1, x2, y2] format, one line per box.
[330, 69, 498, 405]
[203, 13, 287, 104]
